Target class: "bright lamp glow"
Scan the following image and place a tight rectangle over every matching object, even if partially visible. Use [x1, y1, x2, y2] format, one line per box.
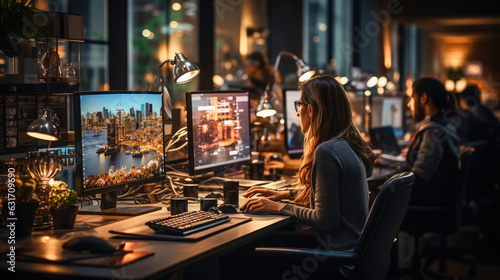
[299, 70, 315, 82]
[176, 70, 200, 84]
[366, 76, 378, 88]
[386, 81, 396, 91]
[455, 79, 467, 93]
[172, 53, 200, 84]
[444, 79, 455, 92]
[256, 94, 276, 118]
[339, 76, 349, 85]
[377, 76, 387, 87]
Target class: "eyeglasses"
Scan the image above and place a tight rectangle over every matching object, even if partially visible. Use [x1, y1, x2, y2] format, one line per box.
[294, 101, 308, 112]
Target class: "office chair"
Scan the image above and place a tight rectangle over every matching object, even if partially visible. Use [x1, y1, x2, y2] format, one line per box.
[395, 149, 476, 279]
[254, 172, 415, 280]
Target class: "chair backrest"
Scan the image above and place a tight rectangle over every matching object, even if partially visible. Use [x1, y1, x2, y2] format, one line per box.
[354, 172, 415, 280]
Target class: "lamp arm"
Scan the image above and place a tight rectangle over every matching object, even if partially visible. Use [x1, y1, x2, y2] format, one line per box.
[264, 51, 300, 94]
[156, 59, 175, 120]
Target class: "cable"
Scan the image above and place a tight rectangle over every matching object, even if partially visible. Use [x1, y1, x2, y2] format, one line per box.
[167, 142, 188, 152]
[165, 127, 188, 153]
[167, 176, 180, 197]
[117, 185, 143, 198]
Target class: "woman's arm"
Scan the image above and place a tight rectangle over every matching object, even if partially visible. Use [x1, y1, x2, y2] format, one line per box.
[280, 145, 341, 232]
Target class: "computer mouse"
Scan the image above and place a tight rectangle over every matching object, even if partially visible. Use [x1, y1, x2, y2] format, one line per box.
[62, 236, 120, 254]
[205, 192, 223, 199]
[218, 204, 239, 213]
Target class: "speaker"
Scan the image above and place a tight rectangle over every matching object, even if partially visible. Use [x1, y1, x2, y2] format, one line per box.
[172, 108, 183, 135]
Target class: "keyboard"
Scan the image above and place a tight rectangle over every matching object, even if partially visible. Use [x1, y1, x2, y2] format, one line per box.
[259, 179, 297, 190]
[145, 211, 231, 235]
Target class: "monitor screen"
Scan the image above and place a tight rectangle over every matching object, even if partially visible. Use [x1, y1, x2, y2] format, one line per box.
[371, 96, 404, 138]
[369, 126, 401, 156]
[186, 91, 251, 176]
[283, 89, 304, 158]
[74, 91, 165, 214]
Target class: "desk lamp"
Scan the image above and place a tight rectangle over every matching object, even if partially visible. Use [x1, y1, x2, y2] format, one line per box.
[156, 52, 200, 119]
[26, 108, 62, 229]
[26, 108, 59, 142]
[256, 51, 316, 118]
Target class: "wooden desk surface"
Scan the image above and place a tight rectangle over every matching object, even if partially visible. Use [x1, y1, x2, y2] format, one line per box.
[1, 205, 292, 279]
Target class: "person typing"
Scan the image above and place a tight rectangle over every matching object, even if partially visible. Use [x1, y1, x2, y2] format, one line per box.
[241, 76, 375, 256]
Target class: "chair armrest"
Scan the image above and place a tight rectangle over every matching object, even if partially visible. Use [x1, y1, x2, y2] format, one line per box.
[254, 247, 359, 265]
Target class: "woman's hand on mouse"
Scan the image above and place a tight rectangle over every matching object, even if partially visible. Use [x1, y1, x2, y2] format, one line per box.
[241, 197, 285, 214]
[242, 187, 289, 201]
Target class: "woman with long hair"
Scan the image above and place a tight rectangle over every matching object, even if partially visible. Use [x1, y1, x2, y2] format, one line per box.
[242, 75, 374, 250]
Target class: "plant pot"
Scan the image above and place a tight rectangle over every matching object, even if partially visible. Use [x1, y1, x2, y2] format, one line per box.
[1, 200, 39, 237]
[50, 205, 78, 229]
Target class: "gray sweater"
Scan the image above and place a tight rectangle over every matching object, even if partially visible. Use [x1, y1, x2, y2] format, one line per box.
[280, 139, 369, 251]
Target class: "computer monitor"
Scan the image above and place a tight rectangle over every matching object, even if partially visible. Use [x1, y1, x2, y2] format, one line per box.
[185, 90, 251, 176]
[73, 91, 164, 215]
[369, 126, 401, 156]
[371, 96, 404, 138]
[283, 89, 304, 158]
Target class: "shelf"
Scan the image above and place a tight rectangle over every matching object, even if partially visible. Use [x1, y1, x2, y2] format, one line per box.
[0, 83, 79, 95]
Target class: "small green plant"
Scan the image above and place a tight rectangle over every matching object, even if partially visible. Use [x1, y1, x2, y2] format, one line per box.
[0, 0, 44, 56]
[14, 174, 37, 202]
[49, 181, 78, 208]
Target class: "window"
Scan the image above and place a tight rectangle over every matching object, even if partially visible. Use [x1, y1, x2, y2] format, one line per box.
[128, 0, 199, 108]
[40, 0, 110, 91]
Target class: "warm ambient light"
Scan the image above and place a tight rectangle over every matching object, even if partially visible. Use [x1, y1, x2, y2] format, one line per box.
[213, 75, 224, 86]
[455, 79, 467, 93]
[377, 76, 387, 87]
[386, 81, 396, 91]
[339, 76, 349, 85]
[445, 79, 455, 92]
[366, 76, 378, 88]
[170, 21, 179, 28]
[172, 2, 181, 11]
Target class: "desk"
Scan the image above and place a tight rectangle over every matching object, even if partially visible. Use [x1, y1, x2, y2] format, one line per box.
[0, 202, 292, 279]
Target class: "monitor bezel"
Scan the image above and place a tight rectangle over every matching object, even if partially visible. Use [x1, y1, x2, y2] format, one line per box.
[185, 90, 251, 176]
[282, 88, 304, 158]
[73, 90, 165, 197]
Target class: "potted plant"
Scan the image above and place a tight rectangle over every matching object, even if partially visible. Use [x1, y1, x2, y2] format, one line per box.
[48, 181, 79, 229]
[1, 173, 39, 237]
[0, 0, 43, 57]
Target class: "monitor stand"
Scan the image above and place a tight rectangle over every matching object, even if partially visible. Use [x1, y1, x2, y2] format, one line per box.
[78, 191, 162, 216]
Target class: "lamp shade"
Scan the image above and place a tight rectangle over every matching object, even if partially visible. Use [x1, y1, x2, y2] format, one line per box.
[26, 109, 58, 141]
[256, 97, 276, 118]
[295, 58, 316, 82]
[173, 53, 200, 84]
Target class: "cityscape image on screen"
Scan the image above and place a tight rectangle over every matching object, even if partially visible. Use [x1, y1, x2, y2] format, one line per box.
[187, 91, 251, 174]
[79, 93, 164, 190]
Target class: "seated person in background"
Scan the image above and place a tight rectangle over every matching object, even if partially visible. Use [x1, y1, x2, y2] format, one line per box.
[459, 85, 500, 154]
[243, 51, 274, 92]
[241, 75, 375, 252]
[403, 77, 460, 206]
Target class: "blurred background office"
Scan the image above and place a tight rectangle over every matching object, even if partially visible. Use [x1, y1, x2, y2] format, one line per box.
[1, 0, 500, 277]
